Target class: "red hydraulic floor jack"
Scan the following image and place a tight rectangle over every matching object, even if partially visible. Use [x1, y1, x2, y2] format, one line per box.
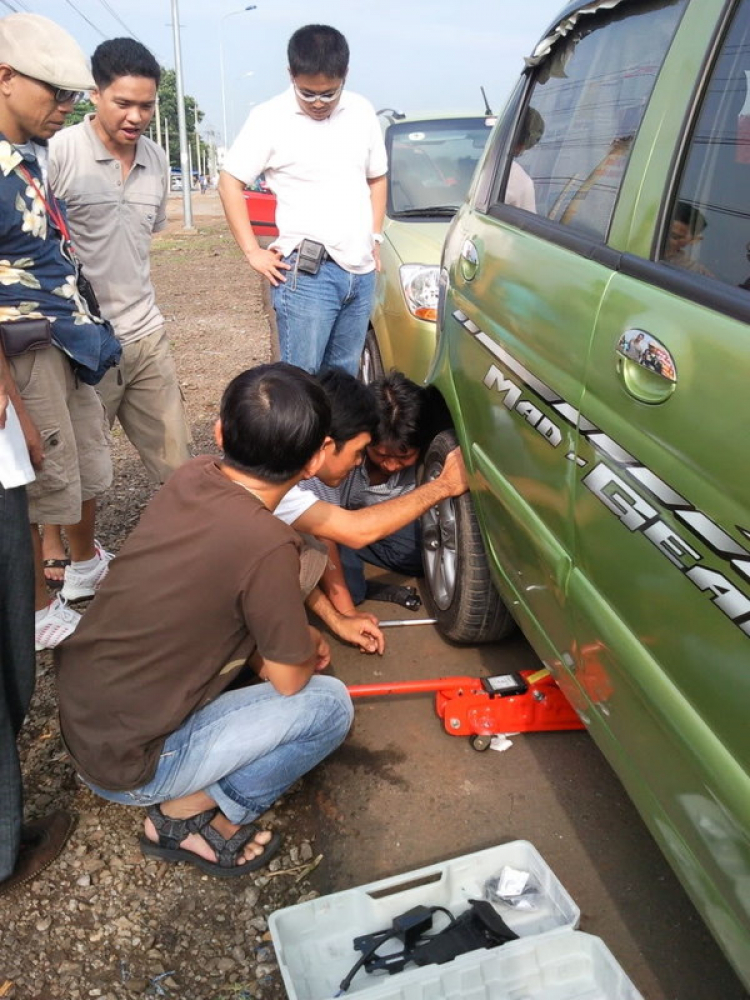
[348, 668, 585, 750]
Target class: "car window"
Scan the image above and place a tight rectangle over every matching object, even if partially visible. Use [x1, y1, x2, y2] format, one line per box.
[495, 0, 687, 240]
[387, 118, 494, 217]
[662, 0, 750, 289]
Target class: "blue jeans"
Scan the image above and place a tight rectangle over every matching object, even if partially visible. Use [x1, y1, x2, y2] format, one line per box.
[85, 675, 353, 825]
[0, 484, 35, 881]
[273, 255, 376, 375]
[341, 521, 423, 606]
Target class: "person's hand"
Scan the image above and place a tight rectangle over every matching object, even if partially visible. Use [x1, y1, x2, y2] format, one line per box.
[0, 379, 7, 429]
[16, 405, 43, 469]
[373, 242, 382, 273]
[309, 626, 331, 673]
[437, 447, 469, 498]
[334, 611, 385, 655]
[245, 247, 291, 286]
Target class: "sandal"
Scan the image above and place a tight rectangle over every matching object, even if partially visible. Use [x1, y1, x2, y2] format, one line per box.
[365, 582, 422, 611]
[43, 557, 70, 591]
[140, 804, 281, 879]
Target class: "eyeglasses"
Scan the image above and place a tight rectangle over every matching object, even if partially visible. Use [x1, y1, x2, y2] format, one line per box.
[293, 82, 343, 104]
[22, 75, 85, 105]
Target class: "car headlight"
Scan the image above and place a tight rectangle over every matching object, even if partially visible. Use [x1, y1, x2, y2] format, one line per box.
[399, 264, 440, 321]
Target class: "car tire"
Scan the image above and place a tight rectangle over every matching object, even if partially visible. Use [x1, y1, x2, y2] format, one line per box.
[420, 430, 515, 644]
[359, 329, 385, 385]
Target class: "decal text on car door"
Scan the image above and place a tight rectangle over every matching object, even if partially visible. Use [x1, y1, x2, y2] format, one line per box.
[454, 310, 750, 639]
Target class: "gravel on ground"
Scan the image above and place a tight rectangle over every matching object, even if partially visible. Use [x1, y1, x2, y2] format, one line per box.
[2, 210, 308, 1000]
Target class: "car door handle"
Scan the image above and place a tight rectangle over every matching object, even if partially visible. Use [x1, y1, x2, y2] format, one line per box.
[615, 328, 677, 404]
[460, 239, 479, 281]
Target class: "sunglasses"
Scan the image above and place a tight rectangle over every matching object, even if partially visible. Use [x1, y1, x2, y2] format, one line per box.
[22, 74, 85, 105]
[293, 82, 343, 104]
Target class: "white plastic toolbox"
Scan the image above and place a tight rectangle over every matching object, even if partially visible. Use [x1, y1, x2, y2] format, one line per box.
[269, 840, 643, 1000]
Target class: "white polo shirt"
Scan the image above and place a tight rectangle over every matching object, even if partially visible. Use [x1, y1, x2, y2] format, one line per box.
[223, 88, 387, 273]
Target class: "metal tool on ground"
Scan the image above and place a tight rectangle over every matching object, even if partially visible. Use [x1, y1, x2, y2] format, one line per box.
[378, 618, 437, 628]
[348, 668, 585, 750]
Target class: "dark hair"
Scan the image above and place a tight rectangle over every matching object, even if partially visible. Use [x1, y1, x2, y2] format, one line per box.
[220, 363, 330, 483]
[319, 369, 377, 450]
[288, 25, 349, 79]
[371, 371, 429, 453]
[674, 200, 707, 236]
[91, 38, 161, 89]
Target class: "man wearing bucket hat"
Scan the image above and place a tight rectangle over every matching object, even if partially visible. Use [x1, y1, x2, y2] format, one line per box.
[0, 14, 121, 653]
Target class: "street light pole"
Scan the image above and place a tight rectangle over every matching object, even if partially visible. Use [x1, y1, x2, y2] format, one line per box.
[170, 0, 194, 229]
[219, 5, 257, 153]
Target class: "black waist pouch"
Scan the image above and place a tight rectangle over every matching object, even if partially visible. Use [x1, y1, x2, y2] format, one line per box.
[0, 317, 52, 357]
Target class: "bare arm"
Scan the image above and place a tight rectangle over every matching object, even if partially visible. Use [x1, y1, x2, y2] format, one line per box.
[0, 343, 42, 467]
[254, 625, 330, 695]
[320, 538, 357, 614]
[368, 174, 387, 272]
[368, 174, 387, 234]
[218, 171, 290, 286]
[306, 585, 384, 655]
[292, 447, 468, 548]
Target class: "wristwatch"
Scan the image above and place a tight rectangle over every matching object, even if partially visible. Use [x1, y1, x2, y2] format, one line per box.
[372, 233, 384, 245]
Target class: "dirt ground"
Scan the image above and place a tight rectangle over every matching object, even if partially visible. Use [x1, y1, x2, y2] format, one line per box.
[2, 190, 746, 1000]
[0, 195, 309, 1000]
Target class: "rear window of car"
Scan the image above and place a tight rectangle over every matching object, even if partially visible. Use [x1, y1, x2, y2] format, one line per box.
[387, 117, 494, 217]
[495, 0, 688, 240]
[661, 0, 750, 290]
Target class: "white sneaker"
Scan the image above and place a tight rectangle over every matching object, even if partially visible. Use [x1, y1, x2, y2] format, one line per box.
[60, 541, 114, 602]
[35, 597, 81, 651]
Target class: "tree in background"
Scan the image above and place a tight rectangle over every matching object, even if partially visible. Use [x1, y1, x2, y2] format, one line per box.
[156, 68, 209, 175]
[67, 98, 96, 127]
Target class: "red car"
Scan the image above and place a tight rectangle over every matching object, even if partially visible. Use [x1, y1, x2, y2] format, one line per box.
[243, 176, 278, 237]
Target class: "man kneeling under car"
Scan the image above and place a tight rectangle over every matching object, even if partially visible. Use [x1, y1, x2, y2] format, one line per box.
[55, 363, 356, 878]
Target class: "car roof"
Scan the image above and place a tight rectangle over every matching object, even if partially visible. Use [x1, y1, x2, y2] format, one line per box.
[379, 111, 493, 129]
[530, 0, 630, 66]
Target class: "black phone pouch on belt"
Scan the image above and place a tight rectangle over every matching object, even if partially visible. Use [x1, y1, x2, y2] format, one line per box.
[0, 317, 52, 357]
[296, 238, 326, 275]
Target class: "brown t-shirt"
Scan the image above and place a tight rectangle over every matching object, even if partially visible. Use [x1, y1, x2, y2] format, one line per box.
[56, 456, 314, 791]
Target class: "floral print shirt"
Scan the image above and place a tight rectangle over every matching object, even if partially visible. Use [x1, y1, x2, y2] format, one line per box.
[0, 135, 120, 374]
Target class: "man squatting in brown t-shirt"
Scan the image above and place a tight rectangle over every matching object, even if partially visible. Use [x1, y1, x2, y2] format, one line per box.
[55, 364, 355, 877]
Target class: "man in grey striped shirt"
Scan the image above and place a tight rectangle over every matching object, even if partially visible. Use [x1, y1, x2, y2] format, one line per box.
[275, 371, 456, 612]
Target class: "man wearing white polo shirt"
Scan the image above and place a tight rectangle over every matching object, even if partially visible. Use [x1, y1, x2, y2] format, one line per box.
[219, 24, 387, 376]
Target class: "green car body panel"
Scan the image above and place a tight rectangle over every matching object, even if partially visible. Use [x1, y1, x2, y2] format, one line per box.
[370, 113, 495, 384]
[429, 0, 750, 986]
[372, 220, 445, 382]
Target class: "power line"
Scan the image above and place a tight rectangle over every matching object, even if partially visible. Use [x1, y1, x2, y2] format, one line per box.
[0, 0, 21, 12]
[92, 0, 144, 44]
[61, 0, 107, 39]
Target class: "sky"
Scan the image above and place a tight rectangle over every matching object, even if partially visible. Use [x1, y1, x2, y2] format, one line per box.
[20, 0, 566, 147]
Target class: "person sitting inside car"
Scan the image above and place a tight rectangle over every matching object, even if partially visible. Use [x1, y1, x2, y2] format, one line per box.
[664, 200, 713, 277]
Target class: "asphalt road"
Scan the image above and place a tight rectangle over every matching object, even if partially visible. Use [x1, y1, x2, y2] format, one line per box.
[300, 591, 748, 999]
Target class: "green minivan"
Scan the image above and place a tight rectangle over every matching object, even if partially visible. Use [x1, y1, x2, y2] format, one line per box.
[424, 0, 750, 987]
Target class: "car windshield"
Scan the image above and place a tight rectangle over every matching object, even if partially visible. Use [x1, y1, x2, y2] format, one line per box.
[387, 117, 494, 217]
